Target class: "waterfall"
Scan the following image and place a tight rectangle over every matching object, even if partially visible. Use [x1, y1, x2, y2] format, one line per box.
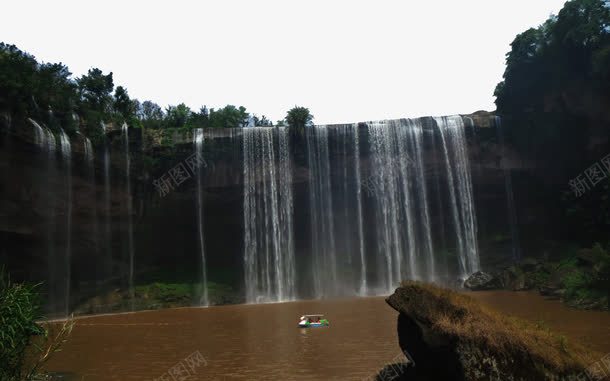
[83, 136, 100, 283]
[367, 120, 416, 290]
[243, 127, 295, 303]
[351, 124, 367, 294]
[495, 116, 521, 262]
[101, 122, 112, 279]
[306, 125, 338, 298]
[58, 129, 72, 315]
[193, 129, 209, 306]
[407, 120, 435, 281]
[28, 118, 55, 149]
[277, 128, 295, 301]
[29, 118, 46, 146]
[434, 116, 479, 278]
[122, 123, 135, 304]
[39, 125, 58, 313]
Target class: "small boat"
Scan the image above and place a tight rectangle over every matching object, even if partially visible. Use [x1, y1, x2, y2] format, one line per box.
[298, 314, 329, 328]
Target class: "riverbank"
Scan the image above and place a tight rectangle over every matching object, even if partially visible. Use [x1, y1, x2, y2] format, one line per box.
[467, 243, 610, 311]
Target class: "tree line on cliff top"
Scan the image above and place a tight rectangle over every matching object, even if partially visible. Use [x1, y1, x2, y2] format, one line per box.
[1, 0, 608, 154]
[495, 0, 610, 169]
[0, 42, 313, 140]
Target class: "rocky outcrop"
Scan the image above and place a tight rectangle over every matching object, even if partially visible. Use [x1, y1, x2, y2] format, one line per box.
[463, 271, 502, 291]
[385, 282, 601, 381]
[469, 248, 609, 311]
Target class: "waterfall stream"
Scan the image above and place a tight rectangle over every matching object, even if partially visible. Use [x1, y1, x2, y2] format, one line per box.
[58, 129, 72, 314]
[243, 127, 295, 303]
[101, 122, 112, 280]
[122, 123, 135, 305]
[306, 125, 338, 298]
[194, 129, 209, 306]
[434, 116, 479, 278]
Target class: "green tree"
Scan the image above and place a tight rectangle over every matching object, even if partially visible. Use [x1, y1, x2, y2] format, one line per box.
[0, 43, 39, 117]
[139, 100, 164, 121]
[209, 105, 249, 128]
[35, 62, 78, 132]
[77, 68, 114, 113]
[495, 0, 610, 166]
[285, 106, 313, 129]
[113, 86, 134, 122]
[186, 106, 211, 129]
[165, 103, 191, 127]
[76, 68, 114, 134]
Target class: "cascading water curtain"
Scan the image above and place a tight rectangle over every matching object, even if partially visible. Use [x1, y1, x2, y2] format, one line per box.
[242, 116, 480, 302]
[434, 116, 479, 278]
[59, 129, 72, 315]
[367, 120, 426, 291]
[243, 127, 295, 303]
[306, 125, 338, 298]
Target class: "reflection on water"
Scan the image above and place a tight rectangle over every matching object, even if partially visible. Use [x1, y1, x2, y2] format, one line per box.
[45, 293, 610, 380]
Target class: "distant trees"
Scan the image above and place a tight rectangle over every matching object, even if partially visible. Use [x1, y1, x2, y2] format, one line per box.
[0, 42, 318, 140]
[209, 105, 249, 128]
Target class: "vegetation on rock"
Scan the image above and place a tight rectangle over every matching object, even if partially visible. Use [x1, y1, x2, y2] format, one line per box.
[386, 282, 602, 380]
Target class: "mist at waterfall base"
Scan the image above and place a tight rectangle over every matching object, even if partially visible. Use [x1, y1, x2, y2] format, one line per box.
[1, 115, 521, 316]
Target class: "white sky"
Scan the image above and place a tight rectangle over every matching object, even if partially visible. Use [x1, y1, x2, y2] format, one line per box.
[2, 0, 567, 124]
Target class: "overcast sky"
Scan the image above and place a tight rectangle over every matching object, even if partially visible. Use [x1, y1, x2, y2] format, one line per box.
[2, 1, 567, 124]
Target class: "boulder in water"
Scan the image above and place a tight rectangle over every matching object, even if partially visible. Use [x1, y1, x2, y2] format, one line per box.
[463, 271, 502, 290]
[385, 282, 601, 381]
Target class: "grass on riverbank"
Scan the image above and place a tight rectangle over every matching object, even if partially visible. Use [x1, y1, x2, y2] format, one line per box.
[396, 281, 601, 374]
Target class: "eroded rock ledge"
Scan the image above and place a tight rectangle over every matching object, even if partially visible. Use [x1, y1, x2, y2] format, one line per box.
[382, 282, 604, 381]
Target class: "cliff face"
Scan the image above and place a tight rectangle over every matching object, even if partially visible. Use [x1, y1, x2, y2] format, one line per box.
[385, 282, 603, 381]
[0, 113, 547, 315]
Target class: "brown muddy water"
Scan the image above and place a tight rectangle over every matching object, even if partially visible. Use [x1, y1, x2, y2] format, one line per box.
[45, 297, 399, 381]
[45, 293, 610, 380]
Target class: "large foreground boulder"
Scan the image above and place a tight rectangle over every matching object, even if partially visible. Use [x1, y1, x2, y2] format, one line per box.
[385, 282, 605, 381]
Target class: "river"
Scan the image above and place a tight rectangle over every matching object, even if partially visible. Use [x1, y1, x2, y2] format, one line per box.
[45, 292, 610, 380]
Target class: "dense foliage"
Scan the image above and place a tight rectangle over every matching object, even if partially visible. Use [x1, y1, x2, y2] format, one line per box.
[496, 0, 610, 244]
[0, 269, 74, 381]
[495, 0, 610, 169]
[0, 42, 281, 141]
[0, 270, 43, 380]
